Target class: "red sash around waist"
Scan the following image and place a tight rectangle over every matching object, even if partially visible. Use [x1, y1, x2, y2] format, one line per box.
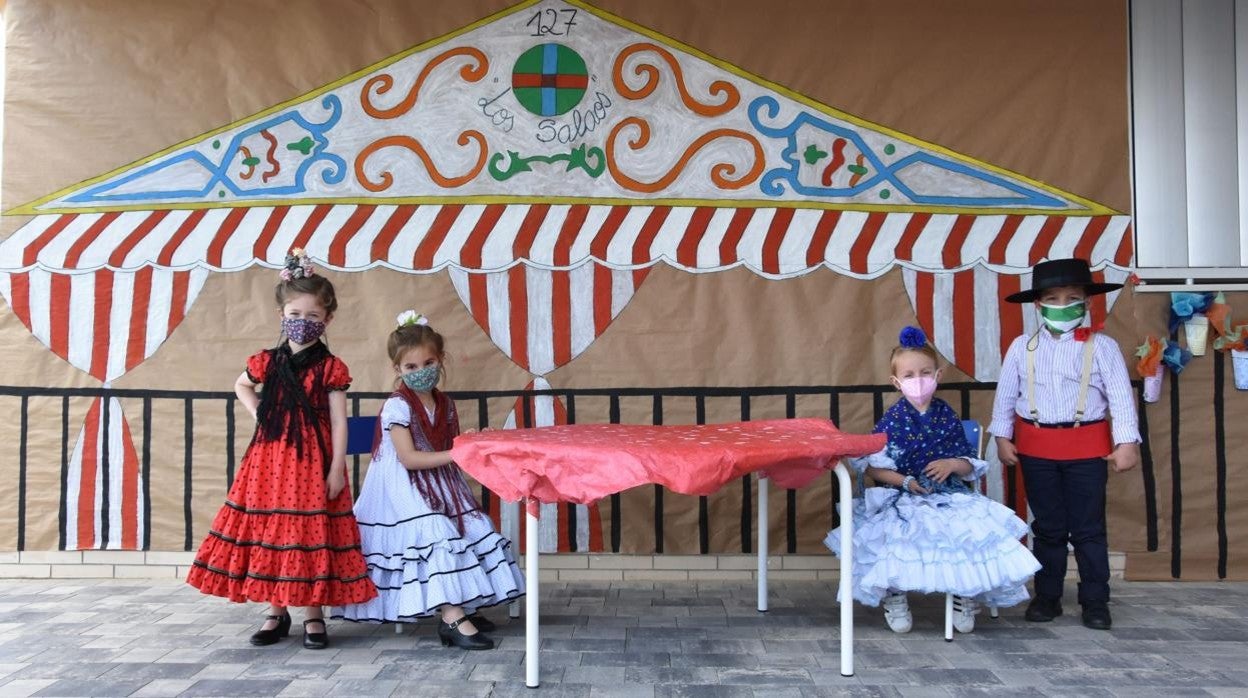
[1013, 417, 1113, 461]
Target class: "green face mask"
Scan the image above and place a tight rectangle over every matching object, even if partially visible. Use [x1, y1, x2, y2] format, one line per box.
[1038, 300, 1087, 333]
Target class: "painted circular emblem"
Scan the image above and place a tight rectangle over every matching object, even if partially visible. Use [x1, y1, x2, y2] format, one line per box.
[511, 43, 588, 117]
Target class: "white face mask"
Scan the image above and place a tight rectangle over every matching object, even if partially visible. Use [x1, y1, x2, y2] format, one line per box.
[1038, 300, 1087, 334]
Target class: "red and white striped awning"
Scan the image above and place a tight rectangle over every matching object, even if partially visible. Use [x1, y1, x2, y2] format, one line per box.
[0, 267, 207, 383]
[0, 204, 1133, 277]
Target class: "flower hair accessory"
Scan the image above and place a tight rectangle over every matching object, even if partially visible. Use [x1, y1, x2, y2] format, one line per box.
[898, 326, 928, 349]
[395, 310, 429, 329]
[279, 248, 315, 282]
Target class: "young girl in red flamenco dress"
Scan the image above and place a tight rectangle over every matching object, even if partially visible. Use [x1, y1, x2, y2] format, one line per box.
[186, 250, 376, 649]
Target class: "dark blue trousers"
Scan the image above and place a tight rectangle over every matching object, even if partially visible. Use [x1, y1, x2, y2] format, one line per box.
[1019, 454, 1110, 605]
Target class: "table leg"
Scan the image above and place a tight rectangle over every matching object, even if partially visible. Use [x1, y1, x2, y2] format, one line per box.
[834, 462, 854, 676]
[525, 504, 540, 689]
[944, 592, 954, 642]
[505, 500, 520, 619]
[757, 475, 769, 613]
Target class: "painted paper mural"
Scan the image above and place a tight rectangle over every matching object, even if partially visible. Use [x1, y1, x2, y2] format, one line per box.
[0, 0, 1131, 551]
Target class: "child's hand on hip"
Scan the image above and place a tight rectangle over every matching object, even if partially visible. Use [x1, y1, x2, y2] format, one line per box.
[923, 458, 963, 483]
[1108, 443, 1140, 473]
[996, 437, 1019, 467]
[326, 468, 346, 500]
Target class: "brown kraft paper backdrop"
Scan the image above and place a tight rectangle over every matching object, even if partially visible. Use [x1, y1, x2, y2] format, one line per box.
[4, 1, 1238, 581]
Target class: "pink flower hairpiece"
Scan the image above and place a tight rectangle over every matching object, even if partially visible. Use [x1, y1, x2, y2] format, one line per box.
[281, 248, 315, 281]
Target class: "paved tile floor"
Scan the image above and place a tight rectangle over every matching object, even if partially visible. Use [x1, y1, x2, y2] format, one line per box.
[0, 578, 1243, 696]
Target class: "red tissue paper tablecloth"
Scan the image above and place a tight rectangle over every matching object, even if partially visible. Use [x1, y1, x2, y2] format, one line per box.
[451, 418, 885, 514]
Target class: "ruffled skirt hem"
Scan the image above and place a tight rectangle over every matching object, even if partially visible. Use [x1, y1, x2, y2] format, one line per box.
[825, 488, 1041, 607]
[330, 511, 525, 622]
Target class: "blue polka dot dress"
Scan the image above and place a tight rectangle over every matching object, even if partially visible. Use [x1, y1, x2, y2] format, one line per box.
[825, 397, 1040, 607]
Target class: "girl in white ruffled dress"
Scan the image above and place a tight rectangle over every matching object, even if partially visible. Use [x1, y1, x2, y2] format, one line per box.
[334, 311, 524, 649]
[825, 327, 1039, 634]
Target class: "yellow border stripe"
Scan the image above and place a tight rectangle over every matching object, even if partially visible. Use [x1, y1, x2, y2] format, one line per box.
[6, 195, 1119, 217]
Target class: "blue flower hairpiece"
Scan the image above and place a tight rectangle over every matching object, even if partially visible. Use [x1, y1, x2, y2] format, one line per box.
[899, 326, 928, 349]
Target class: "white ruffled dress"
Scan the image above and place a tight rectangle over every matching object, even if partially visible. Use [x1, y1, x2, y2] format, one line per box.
[333, 396, 525, 622]
[824, 403, 1040, 608]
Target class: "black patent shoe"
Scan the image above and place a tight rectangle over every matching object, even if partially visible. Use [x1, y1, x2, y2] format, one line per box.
[1081, 603, 1112, 630]
[249, 611, 291, 646]
[466, 613, 496, 632]
[302, 618, 330, 649]
[438, 618, 494, 650]
[1024, 596, 1063, 622]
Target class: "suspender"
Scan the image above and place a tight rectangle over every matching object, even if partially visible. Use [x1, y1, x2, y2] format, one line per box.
[1026, 332, 1096, 425]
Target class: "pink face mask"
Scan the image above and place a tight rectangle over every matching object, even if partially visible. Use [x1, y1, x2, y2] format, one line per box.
[896, 375, 938, 408]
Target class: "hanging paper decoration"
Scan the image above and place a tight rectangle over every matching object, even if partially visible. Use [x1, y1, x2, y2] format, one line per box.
[1169, 292, 1214, 331]
[1136, 337, 1164, 403]
[1206, 292, 1232, 337]
[1210, 292, 1248, 352]
[1169, 292, 1214, 356]
[1199, 292, 1248, 390]
[1162, 339, 1193, 375]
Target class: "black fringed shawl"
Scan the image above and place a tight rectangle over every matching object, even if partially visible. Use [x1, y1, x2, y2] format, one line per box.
[253, 342, 333, 476]
[375, 384, 480, 533]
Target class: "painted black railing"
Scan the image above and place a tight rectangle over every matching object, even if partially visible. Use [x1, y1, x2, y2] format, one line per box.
[3, 380, 1175, 569]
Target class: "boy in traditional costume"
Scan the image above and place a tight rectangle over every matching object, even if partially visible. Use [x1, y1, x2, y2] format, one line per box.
[990, 258, 1140, 630]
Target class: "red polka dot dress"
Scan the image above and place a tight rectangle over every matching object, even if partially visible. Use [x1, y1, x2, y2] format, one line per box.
[187, 344, 377, 607]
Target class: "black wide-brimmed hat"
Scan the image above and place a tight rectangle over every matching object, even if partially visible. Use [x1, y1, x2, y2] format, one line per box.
[1004, 258, 1123, 303]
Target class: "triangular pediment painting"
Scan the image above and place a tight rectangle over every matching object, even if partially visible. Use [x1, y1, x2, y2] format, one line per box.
[15, 0, 1103, 218]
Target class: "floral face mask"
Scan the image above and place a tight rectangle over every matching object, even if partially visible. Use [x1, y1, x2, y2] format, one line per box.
[401, 363, 440, 392]
[282, 317, 325, 345]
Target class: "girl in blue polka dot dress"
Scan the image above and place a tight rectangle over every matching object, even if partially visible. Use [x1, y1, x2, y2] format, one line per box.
[825, 327, 1039, 634]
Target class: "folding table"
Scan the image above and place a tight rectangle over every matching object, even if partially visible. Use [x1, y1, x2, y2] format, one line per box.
[451, 418, 884, 688]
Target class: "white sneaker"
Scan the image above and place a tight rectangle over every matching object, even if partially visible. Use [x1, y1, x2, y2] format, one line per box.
[952, 595, 978, 633]
[882, 592, 912, 633]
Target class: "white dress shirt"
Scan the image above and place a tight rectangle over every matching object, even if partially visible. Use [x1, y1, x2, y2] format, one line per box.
[989, 330, 1140, 446]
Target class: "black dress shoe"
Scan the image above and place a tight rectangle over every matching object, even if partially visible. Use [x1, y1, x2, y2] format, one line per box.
[1081, 603, 1112, 630]
[466, 613, 496, 632]
[438, 618, 494, 650]
[1024, 596, 1063, 622]
[303, 618, 330, 649]
[249, 611, 291, 646]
